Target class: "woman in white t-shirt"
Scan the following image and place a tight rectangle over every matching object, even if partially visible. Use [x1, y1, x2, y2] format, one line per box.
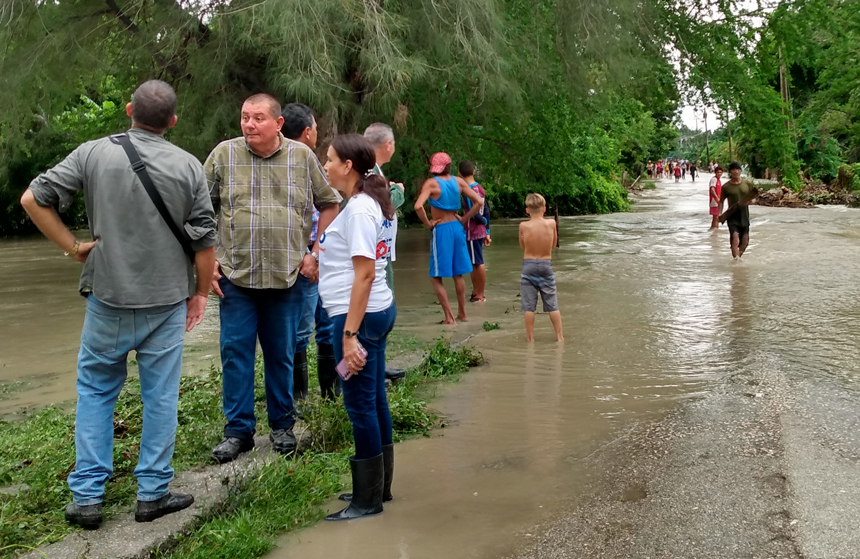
[319, 134, 397, 521]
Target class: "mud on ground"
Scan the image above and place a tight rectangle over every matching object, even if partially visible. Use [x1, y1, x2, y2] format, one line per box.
[508, 362, 860, 559]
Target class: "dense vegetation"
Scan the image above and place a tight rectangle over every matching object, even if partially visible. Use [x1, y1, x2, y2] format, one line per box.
[671, 0, 860, 188]
[4, 0, 856, 233]
[0, 0, 683, 235]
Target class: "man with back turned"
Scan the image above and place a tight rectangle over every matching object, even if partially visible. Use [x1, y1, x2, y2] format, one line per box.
[21, 80, 217, 528]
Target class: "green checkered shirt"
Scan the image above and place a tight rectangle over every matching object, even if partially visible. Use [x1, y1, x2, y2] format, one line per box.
[205, 134, 342, 289]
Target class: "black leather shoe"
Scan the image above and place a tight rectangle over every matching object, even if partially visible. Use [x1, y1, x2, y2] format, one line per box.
[385, 367, 406, 381]
[135, 492, 195, 522]
[326, 454, 384, 521]
[317, 343, 342, 399]
[270, 427, 297, 455]
[212, 436, 255, 464]
[64, 502, 103, 529]
[339, 444, 394, 503]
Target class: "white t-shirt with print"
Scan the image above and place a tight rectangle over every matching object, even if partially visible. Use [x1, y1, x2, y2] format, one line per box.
[318, 193, 395, 317]
[373, 163, 398, 262]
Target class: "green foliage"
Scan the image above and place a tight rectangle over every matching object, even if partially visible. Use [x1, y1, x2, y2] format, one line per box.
[0, 366, 228, 555]
[836, 164, 860, 191]
[0, 0, 683, 235]
[154, 451, 349, 559]
[417, 338, 484, 378]
[482, 321, 501, 331]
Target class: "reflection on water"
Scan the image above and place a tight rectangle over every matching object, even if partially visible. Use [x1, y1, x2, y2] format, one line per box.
[3, 177, 860, 556]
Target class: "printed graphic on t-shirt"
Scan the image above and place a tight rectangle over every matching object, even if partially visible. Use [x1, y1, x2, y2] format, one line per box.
[376, 241, 389, 259]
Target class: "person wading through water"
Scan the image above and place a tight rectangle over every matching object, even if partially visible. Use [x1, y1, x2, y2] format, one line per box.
[719, 161, 759, 260]
[414, 152, 485, 325]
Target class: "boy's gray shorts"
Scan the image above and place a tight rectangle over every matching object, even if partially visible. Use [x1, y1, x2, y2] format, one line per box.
[520, 259, 559, 312]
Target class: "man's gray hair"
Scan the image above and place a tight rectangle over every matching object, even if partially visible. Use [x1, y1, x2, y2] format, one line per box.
[363, 123, 394, 147]
[131, 80, 177, 131]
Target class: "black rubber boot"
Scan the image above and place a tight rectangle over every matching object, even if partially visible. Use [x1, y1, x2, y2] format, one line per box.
[339, 444, 394, 503]
[317, 343, 341, 400]
[293, 349, 309, 401]
[325, 454, 384, 521]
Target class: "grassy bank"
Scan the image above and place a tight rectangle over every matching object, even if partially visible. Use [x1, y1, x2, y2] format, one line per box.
[0, 336, 482, 558]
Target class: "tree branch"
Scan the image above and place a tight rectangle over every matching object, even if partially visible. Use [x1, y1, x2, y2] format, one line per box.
[103, 0, 186, 81]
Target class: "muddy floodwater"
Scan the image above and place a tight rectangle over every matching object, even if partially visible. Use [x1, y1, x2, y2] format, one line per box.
[3, 177, 860, 557]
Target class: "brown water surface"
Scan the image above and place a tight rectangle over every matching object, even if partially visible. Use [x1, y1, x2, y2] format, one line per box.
[266, 177, 860, 559]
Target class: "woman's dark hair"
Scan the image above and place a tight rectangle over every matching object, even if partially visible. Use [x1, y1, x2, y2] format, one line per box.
[330, 134, 394, 220]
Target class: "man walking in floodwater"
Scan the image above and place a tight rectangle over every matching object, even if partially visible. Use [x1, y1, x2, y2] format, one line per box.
[205, 94, 342, 463]
[414, 152, 484, 324]
[720, 161, 758, 260]
[20, 80, 217, 528]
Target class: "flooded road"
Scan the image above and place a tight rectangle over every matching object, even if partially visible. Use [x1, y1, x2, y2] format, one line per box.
[264, 178, 860, 559]
[3, 176, 860, 557]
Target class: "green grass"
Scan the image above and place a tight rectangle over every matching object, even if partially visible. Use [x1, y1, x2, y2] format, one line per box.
[158, 338, 482, 559]
[0, 337, 483, 559]
[641, 181, 657, 190]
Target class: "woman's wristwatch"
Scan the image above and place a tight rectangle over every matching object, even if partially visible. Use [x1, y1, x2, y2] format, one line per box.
[344, 330, 358, 338]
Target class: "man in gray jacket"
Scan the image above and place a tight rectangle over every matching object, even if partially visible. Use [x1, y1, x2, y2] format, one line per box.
[20, 80, 217, 529]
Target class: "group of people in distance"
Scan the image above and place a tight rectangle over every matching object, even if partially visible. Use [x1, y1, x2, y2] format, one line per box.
[20, 79, 567, 532]
[647, 159, 698, 182]
[646, 156, 757, 260]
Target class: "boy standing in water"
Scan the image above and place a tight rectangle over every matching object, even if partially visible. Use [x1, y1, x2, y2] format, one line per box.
[519, 193, 563, 342]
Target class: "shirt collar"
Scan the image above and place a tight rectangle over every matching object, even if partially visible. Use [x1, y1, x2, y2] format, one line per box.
[244, 133, 287, 159]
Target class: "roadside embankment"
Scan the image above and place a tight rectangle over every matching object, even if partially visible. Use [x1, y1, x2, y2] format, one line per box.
[508, 360, 860, 558]
[2, 337, 483, 559]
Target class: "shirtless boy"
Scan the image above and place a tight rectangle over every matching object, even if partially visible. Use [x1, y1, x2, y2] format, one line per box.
[519, 193, 563, 342]
[415, 152, 484, 324]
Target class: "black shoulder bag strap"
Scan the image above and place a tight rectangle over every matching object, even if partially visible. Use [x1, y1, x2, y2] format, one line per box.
[110, 133, 195, 261]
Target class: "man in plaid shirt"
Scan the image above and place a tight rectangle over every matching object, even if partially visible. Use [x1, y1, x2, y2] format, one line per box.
[205, 94, 341, 463]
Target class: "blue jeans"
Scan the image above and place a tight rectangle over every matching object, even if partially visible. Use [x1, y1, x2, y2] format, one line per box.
[296, 281, 334, 351]
[219, 275, 306, 439]
[332, 304, 397, 459]
[68, 295, 186, 505]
